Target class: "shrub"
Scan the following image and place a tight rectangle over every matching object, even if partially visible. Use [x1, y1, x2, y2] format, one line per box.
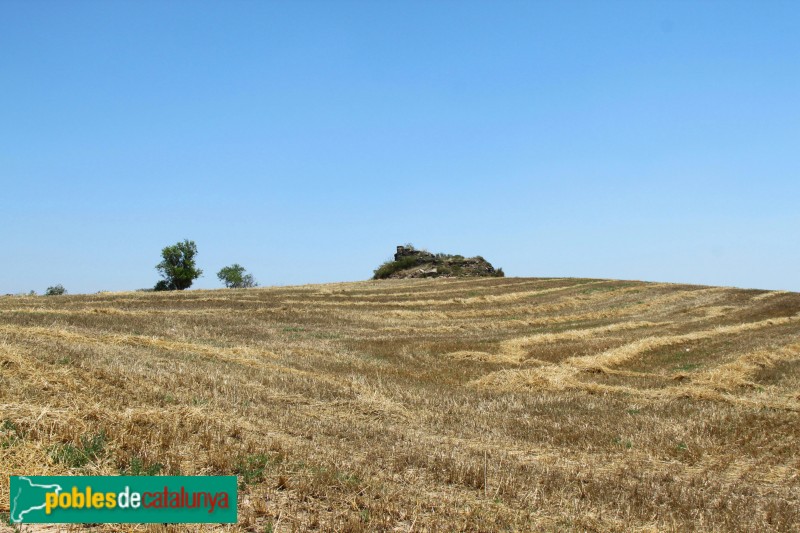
[217, 264, 258, 289]
[373, 255, 419, 280]
[45, 284, 66, 296]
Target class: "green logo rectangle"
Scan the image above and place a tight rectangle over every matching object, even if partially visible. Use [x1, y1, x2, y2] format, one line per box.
[9, 476, 237, 524]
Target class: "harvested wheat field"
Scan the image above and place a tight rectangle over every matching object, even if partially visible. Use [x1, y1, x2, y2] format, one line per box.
[1, 277, 799, 532]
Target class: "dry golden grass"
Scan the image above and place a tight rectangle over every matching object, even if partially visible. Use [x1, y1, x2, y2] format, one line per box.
[1, 277, 799, 532]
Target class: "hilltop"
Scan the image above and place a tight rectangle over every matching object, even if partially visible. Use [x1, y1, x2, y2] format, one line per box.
[1, 278, 798, 531]
[372, 244, 503, 279]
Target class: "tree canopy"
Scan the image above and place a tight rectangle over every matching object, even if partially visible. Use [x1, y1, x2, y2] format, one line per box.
[155, 240, 202, 291]
[217, 264, 257, 289]
[45, 284, 67, 296]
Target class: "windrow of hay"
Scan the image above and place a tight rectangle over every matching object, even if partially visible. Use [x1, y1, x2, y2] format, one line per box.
[281, 280, 610, 308]
[689, 341, 800, 392]
[470, 314, 800, 394]
[500, 321, 661, 358]
[0, 324, 286, 370]
[570, 314, 800, 371]
[752, 290, 791, 301]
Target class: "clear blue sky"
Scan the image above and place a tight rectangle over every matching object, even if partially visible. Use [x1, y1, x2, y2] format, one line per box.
[2, 1, 798, 294]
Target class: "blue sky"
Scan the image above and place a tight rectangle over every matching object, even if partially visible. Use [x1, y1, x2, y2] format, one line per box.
[1, 1, 798, 294]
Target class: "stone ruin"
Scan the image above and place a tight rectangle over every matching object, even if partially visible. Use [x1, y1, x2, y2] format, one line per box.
[380, 245, 502, 279]
[394, 245, 435, 262]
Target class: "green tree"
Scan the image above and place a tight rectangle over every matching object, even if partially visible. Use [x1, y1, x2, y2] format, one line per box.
[155, 240, 202, 291]
[217, 264, 258, 289]
[44, 284, 66, 296]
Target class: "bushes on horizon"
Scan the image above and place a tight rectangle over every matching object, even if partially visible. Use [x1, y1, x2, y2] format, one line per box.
[217, 264, 258, 289]
[45, 284, 66, 296]
[372, 255, 419, 280]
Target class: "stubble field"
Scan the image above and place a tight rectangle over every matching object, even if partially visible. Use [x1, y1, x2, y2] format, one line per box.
[1, 277, 799, 531]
